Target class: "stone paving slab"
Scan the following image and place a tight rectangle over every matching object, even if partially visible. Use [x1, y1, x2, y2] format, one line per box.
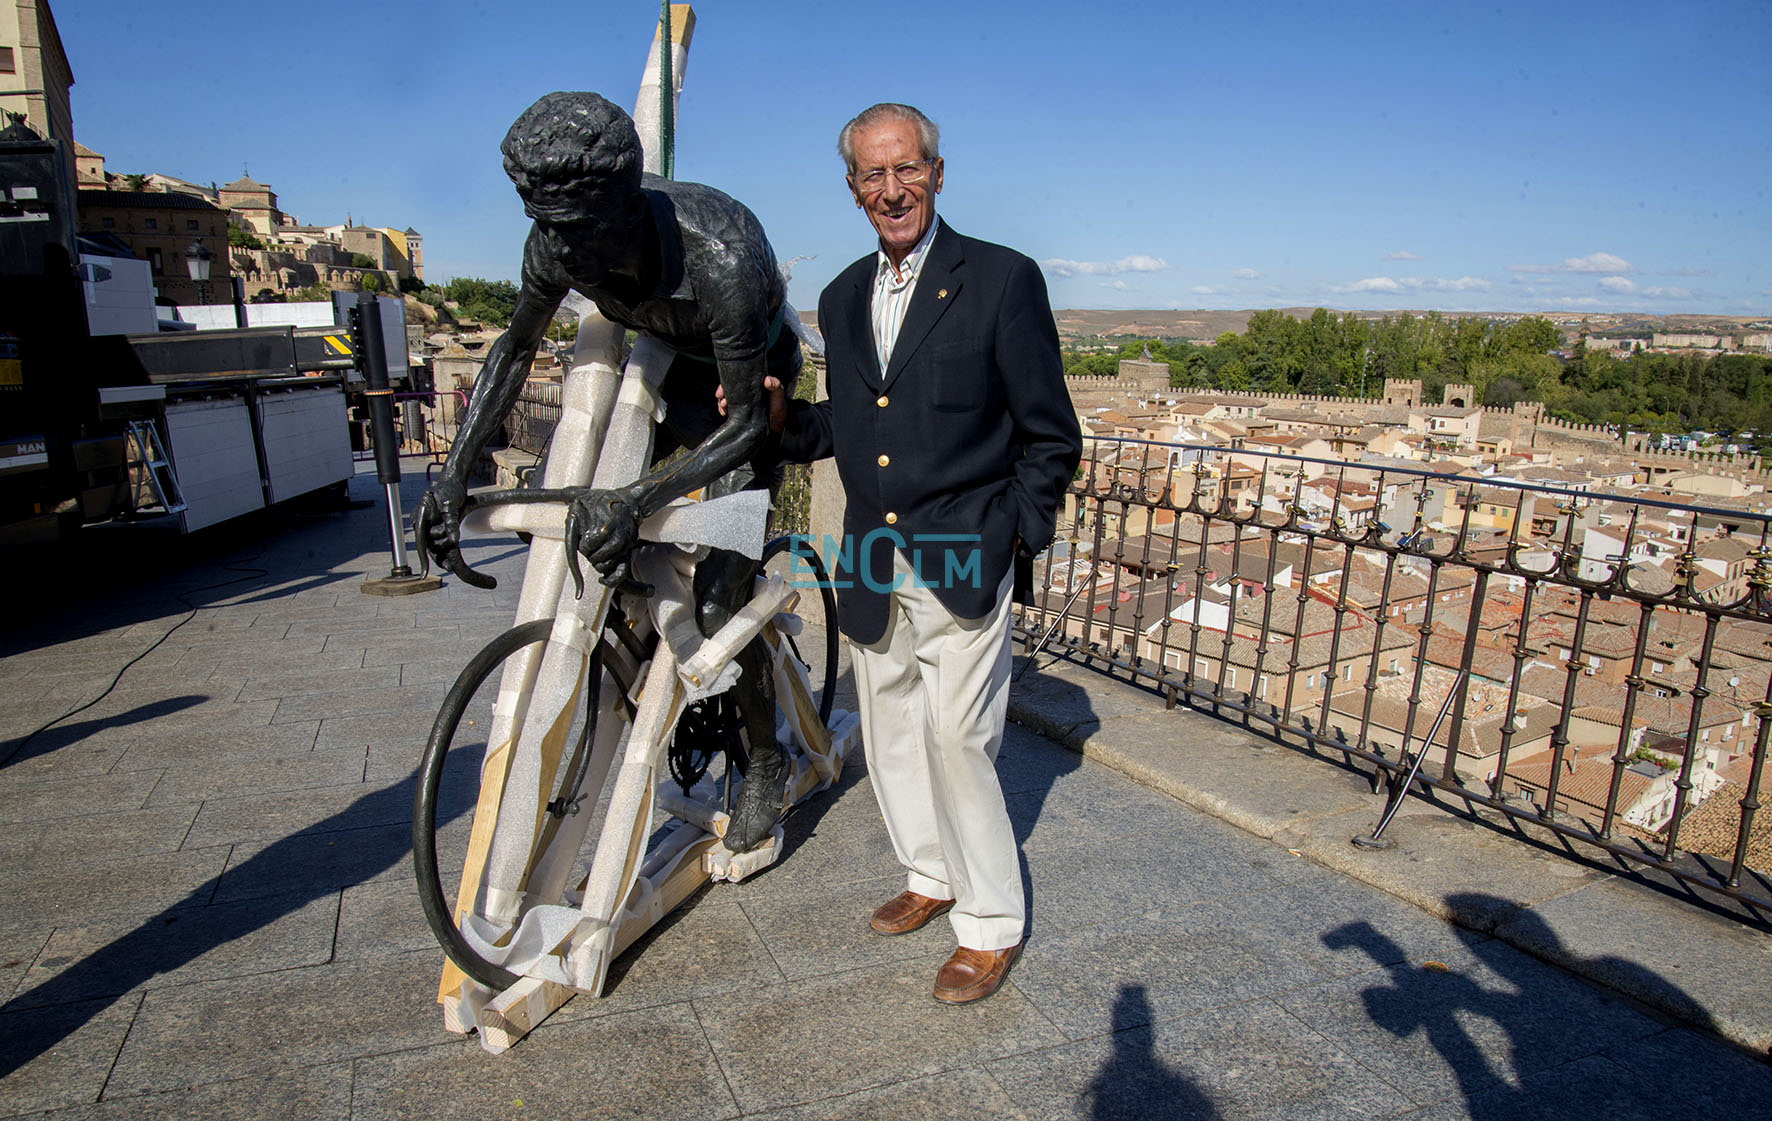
[693, 956, 1069, 1116]
[0, 994, 141, 1116]
[744, 1067, 1030, 1121]
[103, 952, 456, 1098]
[0, 804, 199, 870]
[2, 469, 1770, 1120]
[0, 772, 161, 825]
[10, 1062, 355, 1121]
[8, 894, 340, 1010]
[351, 1002, 737, 1121]
[988, 997, 1418, 1121]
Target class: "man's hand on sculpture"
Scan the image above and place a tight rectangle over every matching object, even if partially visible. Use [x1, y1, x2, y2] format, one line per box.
[715, 376, 786, 435]
[563, 488, 649, 599]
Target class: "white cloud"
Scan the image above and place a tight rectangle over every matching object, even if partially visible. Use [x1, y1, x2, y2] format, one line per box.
[1330, 275, 1490, 294]
[1414, 276, 1491, 292]
[1191, 284, 1229, 295]
[1038, 254, 1170, 278]
[1600, 277, 1636, 293]
[1661, 267, 1714, 277]
[1387, 250, 1422, 261]
[1508, 252, 1633, 275]
[1332, 276, 1404, 293]
[1099, 279, 1133, 291]
[1565, 252, 1634, 274]
[1230, 267, 1261, 280]
[1642, 286, 1694, 300]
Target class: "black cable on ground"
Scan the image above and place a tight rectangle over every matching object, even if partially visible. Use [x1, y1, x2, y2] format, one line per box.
[0, 558, 272, 766]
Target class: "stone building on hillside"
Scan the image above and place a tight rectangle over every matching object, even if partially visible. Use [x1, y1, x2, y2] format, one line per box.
[219, 175, 283, 235]
[75, 188, 231, 306]
[0, 0, 74, 184]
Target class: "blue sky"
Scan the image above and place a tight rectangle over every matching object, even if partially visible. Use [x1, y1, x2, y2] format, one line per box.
[58, 0, 1770, 317]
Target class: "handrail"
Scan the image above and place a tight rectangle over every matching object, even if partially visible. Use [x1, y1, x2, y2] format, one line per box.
[1014, 435, 1772, 912]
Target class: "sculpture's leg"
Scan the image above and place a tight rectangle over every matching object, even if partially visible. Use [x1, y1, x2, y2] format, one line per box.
[697, 545, 786, 853]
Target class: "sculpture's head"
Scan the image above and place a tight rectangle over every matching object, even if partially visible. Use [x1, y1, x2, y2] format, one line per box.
[502, 92, 647, 277]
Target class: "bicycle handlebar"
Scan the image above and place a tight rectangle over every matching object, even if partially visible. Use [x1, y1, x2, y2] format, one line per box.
[415, 487, 598, 593]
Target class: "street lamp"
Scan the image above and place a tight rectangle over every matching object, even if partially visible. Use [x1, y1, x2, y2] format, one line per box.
[184, 239, 212, 307]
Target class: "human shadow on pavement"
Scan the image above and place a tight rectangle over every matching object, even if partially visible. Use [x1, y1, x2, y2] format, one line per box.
[1002, 659, 1087, 940]
[0, 694, 208, 769]
[1083, 985, 1220, 1121]
[1324, 897, 1721, 1121]
[0, 764, 472, 1078]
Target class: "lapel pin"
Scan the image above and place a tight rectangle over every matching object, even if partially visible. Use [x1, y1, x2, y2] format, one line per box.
[938, 288, 948, 299]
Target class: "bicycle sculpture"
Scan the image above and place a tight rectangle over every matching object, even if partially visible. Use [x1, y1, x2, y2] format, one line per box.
[412, 92, 857, 1052]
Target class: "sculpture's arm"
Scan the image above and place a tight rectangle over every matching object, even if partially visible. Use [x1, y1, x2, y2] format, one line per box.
[567, 340, 771, 585]
[420, 230, 566, 566]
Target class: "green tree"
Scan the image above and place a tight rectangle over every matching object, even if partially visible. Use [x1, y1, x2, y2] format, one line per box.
[123, 173, 149, 192]
[228, 225, 263, 250]
[348, 252, 377, 270]
[440, 277, 520, 326]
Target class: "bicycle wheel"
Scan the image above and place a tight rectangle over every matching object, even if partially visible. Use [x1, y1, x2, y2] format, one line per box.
[412, 615, 643, 991]
[761, 533, 839, 728]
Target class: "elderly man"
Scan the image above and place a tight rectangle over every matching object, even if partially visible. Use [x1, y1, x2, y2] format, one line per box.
[420, 91, 801, 853]
[759, 103, 1081, 1003]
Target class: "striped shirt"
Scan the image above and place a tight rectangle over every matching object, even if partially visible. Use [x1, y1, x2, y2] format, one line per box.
[870, 215, 941, 377]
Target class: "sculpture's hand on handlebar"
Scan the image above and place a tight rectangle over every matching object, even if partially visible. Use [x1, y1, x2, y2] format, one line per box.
[715, 375, 786, 434]
[417, 476, 497, 589]
[563, 488, 649, 600]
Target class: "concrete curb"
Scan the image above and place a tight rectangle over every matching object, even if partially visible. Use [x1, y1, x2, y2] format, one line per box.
[1008, 653, 1772, 1059]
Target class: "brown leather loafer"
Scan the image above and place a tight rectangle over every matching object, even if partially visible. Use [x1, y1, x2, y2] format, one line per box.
[933, 943, 1022, 1004]
[869, 891, 956, 935]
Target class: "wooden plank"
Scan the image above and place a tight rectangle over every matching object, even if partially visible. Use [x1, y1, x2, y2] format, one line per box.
[477, 976, 577, 1055]
[612, 834, 719, 958]
[441, 976, 494, 1034]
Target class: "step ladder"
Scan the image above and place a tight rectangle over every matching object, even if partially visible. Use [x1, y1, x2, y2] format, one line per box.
[125, 419, 186, 515]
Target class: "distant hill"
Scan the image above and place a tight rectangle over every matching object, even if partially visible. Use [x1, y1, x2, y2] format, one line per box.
[797, 307, 1769, 345]
[1046, 308, 1770, 345]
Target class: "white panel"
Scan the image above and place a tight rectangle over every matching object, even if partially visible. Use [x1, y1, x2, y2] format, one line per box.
[80, 254, 158, 336]
[165, 398, 264, 532]
[245, 302, 336, 329]
[257, 387, 352, 503]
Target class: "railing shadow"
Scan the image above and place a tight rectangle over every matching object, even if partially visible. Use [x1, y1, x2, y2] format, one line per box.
[1084, 984, 1221, 1120]
[1324, 894, 1719, 1120]
[0, 764, 471, 1078]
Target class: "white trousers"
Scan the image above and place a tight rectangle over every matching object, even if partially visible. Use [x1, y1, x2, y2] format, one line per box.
[850, 551, 1023, 951]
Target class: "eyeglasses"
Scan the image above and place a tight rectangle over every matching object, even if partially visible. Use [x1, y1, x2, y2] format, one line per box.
[852, 160, 935, 193]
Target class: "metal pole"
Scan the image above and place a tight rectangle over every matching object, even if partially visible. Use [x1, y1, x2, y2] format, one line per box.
[358, 290, 440, 595]
[658, 1, 674, 180]
[1013, 573, 1094, 682]
[1353, 668, 1470, 848]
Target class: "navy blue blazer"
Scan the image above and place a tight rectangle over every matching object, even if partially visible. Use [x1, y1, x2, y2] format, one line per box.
[778, 223, 1082, 644]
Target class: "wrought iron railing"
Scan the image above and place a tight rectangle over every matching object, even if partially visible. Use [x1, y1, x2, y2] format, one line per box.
[506, 379, 562, 457]
[355, 390, 463, 464]
[1012, 436, 1772, 912]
